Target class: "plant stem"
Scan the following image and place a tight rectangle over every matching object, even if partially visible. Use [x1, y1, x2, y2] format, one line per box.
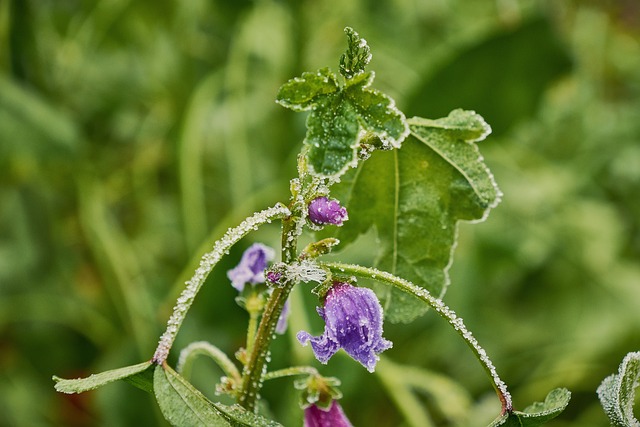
[322, 262, 513, 414]
[245, 297, 262, 361]
[152, 203, 290, 365]
[238, 209, 302, 411]
[176, 341, 241, 383]
[263, 366, 318, 381]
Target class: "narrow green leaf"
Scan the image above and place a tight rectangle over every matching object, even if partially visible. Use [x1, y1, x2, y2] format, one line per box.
[597, 351, 640, 427]
[153, 364, 281, 427]
[489, 388, 571, 427]
[325, 109, 499, 322]
[53, 361, 153, 394]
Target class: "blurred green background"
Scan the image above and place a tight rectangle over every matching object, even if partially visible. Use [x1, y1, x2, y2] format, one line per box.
[1, 0, 639, 426]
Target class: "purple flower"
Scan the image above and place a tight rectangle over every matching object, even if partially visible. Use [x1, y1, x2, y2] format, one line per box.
[304, 401, 353, 427]
[227, 243, 275, 292]
[308, 197, 348, 226]
[297, 283, 392, 372]
[275, 299, 290, 335]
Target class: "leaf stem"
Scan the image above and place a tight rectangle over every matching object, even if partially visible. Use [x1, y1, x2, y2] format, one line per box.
[152, 203, 291, 364]
[263, 366, 319, 381]
[238, 213, 300, 411]
[244, 294, 263, 361]
[176, 341, 241, 383]
[322, 261, 513, 414]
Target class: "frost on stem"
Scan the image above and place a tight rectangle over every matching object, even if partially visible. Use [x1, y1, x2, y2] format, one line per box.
[152, 204, 290, 364]
[322, 262, 513, 413]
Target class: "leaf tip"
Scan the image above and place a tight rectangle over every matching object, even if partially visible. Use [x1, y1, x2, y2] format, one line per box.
[339, 27, 372, 79]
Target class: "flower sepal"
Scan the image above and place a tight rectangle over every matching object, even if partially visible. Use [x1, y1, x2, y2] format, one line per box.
[294, 374, 343, 410]
[301, 238, 341, 260]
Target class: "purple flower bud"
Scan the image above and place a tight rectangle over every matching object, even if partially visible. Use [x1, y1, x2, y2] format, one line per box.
[297, 283, 392, 372]
[227, 243, 275, 292]
[304, 401, 353, 427]
[266, 271, 282, 284]
[308, 197, 348, 226]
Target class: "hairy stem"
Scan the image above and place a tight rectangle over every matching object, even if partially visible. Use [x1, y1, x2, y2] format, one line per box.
[238, 209, 302, 411]
[322, 262, 513, 414]
[176, 341, 241, 383]
[152, 204, 291, 364]
[263, 366, 319, 381]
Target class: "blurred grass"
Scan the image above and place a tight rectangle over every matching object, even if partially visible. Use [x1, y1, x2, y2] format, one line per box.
[1, 0, 640, 426]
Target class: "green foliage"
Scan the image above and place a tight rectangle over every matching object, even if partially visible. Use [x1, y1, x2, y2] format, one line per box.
[325, 109, 499, 322]
[276, 30, 407, 177]
[339, 27, 372, 79]
[597, 351, 640, 426]
[53, 361, 153, 394]
[3, 1, 640, 426]
[154, 364, 282, 427]
[489, 389, 571, 427]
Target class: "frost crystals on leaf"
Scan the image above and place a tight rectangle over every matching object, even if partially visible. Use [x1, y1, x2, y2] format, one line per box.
[275, 29, 408, 178]
[598, 351, 640, 427]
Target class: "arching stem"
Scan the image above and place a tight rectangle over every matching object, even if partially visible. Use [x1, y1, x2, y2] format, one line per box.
[322, 261, 513, 414]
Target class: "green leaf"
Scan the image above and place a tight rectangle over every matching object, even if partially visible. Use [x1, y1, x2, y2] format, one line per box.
[274, 68, 339, 112]
[325, 109, 500, 322]
[597, 351, 640, 427]
[53, 361, 154, 394]
[408, 110, 500, 208]
[488, 388, 571, 426]
[153, 364, 282, 427]
[339, 27, 372, 79]
[276, 32, 408, 178]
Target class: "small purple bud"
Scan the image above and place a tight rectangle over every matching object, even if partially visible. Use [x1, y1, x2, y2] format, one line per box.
[297, 283, 392, 372]
[266, 271, 282, 284]
[304, 401, 353, 427]
[227, 243, 275, 292]
[308, 197, 348, 226]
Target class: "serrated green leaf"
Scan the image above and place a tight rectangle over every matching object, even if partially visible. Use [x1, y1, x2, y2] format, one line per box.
[347, 74, 406, 150]
[53, 361, 153, 394]
[275, 68, 339, 112]
[324, 109, 499, 322]
[305, 95, 361, 176]
[488, 388, 571, 427]
[153, 364, 282, 427]
[408, 110, 500, 208]
[597, 351, 640, 427]
[276, 31, 408, 178]
[339, 27, 372, 79]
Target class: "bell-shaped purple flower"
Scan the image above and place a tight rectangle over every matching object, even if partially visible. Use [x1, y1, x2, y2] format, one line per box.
[297, 283, 392, 372]
[227, 243, 275, 292]
[308, 197, 348, 226]
[304, 401, 353, 427]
